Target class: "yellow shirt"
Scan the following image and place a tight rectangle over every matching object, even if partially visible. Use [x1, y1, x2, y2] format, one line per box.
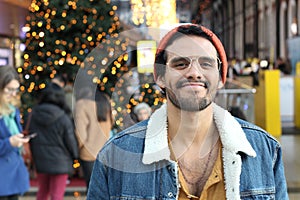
[178, 144, 225, 200]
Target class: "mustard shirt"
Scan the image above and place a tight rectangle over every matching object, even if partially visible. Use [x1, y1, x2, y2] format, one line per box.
[178, 144, 225, 200]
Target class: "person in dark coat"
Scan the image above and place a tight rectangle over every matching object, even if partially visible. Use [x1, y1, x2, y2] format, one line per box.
[28, 82, 78, 200]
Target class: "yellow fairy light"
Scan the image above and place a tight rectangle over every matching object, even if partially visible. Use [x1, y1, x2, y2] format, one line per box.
[24, 54, 29, 59]
[60, 25, 65, 30]
[92, 77, 99, 83]
[39, 83, 46, 89]
[37, 21, 43, 27]
[39, 42, 45, 47]
[87, 36, 92, 41]
[37, 66, 43, 71]
[39, 32, 45, 37]
[59, 59, 64, 65]
[101, 58, 108, 65]
[34, 5, 39, 11]
[103, 77, 108, 83]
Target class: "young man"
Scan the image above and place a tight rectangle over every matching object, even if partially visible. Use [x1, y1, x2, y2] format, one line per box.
[87, 24, 288, 199]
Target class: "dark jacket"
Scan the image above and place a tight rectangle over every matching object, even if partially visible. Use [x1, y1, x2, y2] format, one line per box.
[29, 103, 78, 174]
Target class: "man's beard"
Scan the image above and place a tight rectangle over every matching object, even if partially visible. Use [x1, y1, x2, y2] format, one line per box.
[165, 80, 215, 112]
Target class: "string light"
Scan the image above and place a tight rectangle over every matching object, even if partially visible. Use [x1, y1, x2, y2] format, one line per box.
[130, 0, 177, 27]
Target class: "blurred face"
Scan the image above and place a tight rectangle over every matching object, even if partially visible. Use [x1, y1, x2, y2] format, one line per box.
[3, 79, 20, 103]
[156, 35, 223, 112]
[137, 109, 150, 121]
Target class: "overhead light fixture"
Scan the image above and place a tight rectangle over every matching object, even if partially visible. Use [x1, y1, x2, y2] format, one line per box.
[291, 18, 298, 36]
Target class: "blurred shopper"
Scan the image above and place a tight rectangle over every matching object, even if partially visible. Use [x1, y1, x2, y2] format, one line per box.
[275, 57, 292, 75]
[28, 82, 78, 200]
[87, 24, 288, 199]
[0, 65, 30, 200]
[51, 73, 67, 88]
[133, 102, 152, 122]
[74, 89, 113, 192]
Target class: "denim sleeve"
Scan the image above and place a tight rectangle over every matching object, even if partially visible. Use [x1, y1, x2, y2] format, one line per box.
[86, 155, 110, 199]
[274, 143, 289, 199]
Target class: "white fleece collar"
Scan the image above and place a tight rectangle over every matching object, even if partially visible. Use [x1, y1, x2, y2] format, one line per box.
[142, 103, 256, 164]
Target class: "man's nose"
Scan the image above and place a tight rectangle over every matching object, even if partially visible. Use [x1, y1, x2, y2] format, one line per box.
[185, 61, 204, 79]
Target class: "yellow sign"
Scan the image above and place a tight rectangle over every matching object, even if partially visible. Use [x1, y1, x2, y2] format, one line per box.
[137, 40, 156, 73]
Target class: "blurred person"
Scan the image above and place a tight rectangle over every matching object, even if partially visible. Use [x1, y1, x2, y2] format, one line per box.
[276, 57, 292, 75]
[51, 73, 67, 88]
[0, 65, 30, 200]
[87, 24, 288, 199]
[28, 82, 78, 200]
[74, 89, 113, 192]
[133, 102, 152, 122]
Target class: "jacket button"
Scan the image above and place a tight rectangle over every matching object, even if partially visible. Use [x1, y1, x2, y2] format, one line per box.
[167, 192, 173, 197]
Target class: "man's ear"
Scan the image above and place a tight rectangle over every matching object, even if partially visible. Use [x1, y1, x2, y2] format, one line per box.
[155, 75, 166, 89]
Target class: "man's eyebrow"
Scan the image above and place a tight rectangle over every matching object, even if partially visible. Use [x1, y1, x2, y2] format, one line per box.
[169, 56, 217, 62]
[169, 56, 190, 62]
[198, 56, 216, 62]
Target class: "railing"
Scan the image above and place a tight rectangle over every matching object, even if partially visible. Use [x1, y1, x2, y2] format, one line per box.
[215, 78, 256, 123]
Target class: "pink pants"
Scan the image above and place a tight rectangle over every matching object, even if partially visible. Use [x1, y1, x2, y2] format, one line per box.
[36, 173, 68, 200]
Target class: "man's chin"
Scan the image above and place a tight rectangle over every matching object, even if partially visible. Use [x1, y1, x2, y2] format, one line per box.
[169, 97, 212, 112]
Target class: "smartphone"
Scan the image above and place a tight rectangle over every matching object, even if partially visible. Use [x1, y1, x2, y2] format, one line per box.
[23, 133, 37, 139]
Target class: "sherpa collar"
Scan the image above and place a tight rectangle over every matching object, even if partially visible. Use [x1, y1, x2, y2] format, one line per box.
[142, 103, 256, 164]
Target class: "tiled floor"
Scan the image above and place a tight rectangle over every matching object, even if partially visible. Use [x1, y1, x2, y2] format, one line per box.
[20, 130, 300, 200]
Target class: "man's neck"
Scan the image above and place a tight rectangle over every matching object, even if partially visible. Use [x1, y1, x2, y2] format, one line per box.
[167, 102, 216, 159]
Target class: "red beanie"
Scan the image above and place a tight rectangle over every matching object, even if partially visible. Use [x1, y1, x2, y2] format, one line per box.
[154, 24, 228, 84]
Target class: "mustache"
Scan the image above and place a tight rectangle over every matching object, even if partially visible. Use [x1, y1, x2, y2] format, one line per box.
[176, 79, 209, 89]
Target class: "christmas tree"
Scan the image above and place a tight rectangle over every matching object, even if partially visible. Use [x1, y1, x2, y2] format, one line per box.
[20, 0, 165, 130]
[20, 0, 128, 110]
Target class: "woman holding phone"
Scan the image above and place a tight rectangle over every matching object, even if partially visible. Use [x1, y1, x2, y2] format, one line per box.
[0, 65, 30, 200]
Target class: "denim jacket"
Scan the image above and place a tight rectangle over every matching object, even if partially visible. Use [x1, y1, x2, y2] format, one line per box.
[87, 103, 288, 200]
